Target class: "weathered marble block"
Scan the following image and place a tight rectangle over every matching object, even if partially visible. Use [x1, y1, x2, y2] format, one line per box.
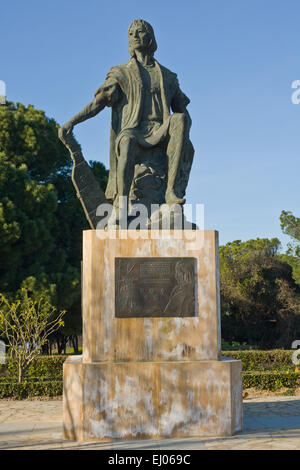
[64, 357, 242, 440]
[82, 230, 221, 362]
[63, 230, 243, 440]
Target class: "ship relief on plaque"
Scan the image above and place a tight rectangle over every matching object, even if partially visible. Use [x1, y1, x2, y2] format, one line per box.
[115, 257, 197, 318]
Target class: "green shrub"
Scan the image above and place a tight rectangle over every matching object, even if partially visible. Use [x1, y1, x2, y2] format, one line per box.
[243, 371, 300, 391]
[0, 380, 63, 399]
[0, 351, 295, 378]
[0, 352, 298, 398]
[222, 350, 294, 371]
[0, 355, 67, 398]
[0, 355, 67, 379]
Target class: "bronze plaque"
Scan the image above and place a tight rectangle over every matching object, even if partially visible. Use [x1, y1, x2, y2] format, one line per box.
[115, 257, 197, 318]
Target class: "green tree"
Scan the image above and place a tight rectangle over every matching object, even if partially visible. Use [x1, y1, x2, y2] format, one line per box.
[0, 102, 108, 348]
[0, 153, 57, 292]
[220, 238, 300, 349]
[280, 210, 300, 287]
[0, 290, 65, 382]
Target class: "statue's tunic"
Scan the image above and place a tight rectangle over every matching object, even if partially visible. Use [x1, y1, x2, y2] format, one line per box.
[94, 57, 190, 201]
[138, 62, 164, 126]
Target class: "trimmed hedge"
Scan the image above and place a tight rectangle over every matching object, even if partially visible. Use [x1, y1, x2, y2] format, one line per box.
[0, 351, 295, 377]
[0, 356, 66, 398]
[222, 350, 294, 371]
[243, 371, 300, 391]
[0, 352, 298, 398]
[0, 380, 63, 399]
[0, 356, 66, 379]
[1, 372, 299, 398]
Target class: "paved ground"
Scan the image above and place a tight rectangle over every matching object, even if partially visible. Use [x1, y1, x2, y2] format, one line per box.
[0, 396, 300, 450]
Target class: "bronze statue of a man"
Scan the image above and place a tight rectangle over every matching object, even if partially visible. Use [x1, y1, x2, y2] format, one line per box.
[59, 19, 194, 225]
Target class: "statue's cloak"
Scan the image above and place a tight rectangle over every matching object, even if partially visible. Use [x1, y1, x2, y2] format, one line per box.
[95, 57, 190, 202]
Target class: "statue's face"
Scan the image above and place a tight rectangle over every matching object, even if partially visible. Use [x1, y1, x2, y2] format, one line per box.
[128, 22, 151, 53]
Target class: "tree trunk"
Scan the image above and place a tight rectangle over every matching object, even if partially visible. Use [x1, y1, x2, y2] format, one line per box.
[71, 335, 79, 354]
[57, 337, 63, 354]
[57, 335, 69, 354]
[18, 365, 22, 383]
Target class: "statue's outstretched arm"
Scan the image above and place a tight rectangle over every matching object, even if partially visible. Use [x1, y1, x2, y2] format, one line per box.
[58, 91, 110, 229]
[59, 92, 107, 138]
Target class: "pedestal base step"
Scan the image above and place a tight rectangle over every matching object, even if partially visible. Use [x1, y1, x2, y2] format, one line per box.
[63, 356, 242, 441]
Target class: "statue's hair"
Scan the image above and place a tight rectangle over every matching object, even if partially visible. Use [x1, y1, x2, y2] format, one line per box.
[128, 19, 157, 58]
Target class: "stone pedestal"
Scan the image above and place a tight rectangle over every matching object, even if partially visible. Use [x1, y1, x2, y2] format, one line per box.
[63, 230, 243, 441]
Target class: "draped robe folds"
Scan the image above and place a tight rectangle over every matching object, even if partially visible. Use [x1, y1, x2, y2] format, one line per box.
[94, 57, 192, 202]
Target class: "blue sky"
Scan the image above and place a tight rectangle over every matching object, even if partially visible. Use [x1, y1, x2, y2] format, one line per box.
[1, 0, 299, 247]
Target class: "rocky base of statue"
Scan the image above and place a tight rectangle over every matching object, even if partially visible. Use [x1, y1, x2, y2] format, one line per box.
[62, 230, 243, 441]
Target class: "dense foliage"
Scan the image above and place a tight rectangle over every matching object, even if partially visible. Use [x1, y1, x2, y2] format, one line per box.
[0, 379, 63, 399]
[220, 237, 300, 349]
[222, 350, 295, 371]
[0, 101, 108, 347]
[280, 210, 300, 287]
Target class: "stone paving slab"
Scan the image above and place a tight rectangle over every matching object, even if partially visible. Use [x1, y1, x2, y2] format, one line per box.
[0, 396, 299, 450]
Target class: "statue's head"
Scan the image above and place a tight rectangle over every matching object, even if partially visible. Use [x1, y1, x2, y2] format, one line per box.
[128, 19, 157, 58]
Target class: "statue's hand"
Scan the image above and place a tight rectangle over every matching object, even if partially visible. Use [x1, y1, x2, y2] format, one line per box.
[58, 121, 74, 142]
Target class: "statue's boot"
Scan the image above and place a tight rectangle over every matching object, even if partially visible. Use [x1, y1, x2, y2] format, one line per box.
[165, 188, 186, 205]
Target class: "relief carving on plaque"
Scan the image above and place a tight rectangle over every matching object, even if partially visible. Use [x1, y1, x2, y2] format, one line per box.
[115, 257, 196, 317]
